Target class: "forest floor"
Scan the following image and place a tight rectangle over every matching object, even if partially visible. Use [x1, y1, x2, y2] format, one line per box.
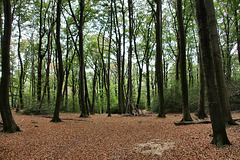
[0, 111, 240, 159]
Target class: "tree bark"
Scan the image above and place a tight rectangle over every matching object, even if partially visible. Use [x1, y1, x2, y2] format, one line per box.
[121, 0, 126, 114]
[78, 0, 88, 118]
[0, 0, 21, 133]
[51, 0, 64, 122]
[115, 0, 123, 114]
[195, 0, 231, 148]
[106, 0, 113, 117]
[37, 0, 44, 102]
[17, 13, 24, 109]
[127, 0, 133, 114]
[196, 51, 207, 119]
[155, 0, 165, 118]
[177, 0, 192, 121]
[236, 9, 240, 66]
[90, 60, 98, 115]
[72, 67, 76, 112]
[204, 0, 236, 125]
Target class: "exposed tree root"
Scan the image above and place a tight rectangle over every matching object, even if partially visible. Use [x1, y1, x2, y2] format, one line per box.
[174, 120, 211, 126]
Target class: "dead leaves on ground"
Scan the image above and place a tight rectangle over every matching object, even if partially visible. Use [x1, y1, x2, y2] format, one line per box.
[0, 112, 240, 159]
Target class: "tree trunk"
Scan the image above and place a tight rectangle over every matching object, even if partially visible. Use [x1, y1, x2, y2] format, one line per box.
[84, 70, 90, 116]
[0, 0, 21, 133]
[134, 33, 142, 113]
[90, 61, 98, 115]
[51, 0, 64, 122]
[72, 68, 76, 112]
[195, 0, 231, 148]
[196, 51, 207, 119]
[121, 0, 126, 114]
[177, 0, 192, 121]
[115, 0, 123, 114]
[17, 14, 24, 109]
[39, 50, 51, 109]
[236, 9, 240, 66]
[155, 0, 165, 118]
[106, 0, 113, 117]
[39, 20, 54, 109]
[37, 0, 44, 103]
[146, 57, 151, 110]
[127, 0, 133, 115]
[78, 0, 88, 118]
[145, 20, 152, 111]
[204, 0, 236, 125]
[30, 33, 36, 98]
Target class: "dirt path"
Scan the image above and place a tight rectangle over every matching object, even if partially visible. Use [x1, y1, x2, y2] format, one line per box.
[0, 112, 240, 159]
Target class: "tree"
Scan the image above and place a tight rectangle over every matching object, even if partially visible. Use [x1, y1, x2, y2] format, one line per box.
[195, 0, 231, 148]
[115, 0, 124, 114]
[0, 0, 21, 133]
[37, 0, 45, 103]
[51, 0, 64, 122]
[195, 51, 207, 119]
[106, 0, 113, 117]
[177, 0, 192, 121]
[78, 0, 88, 117]
[154, 0, 165, 117]
[204, 0, 236, 125]
[126, 0, 133, 114]
[17, 3, 24, 109]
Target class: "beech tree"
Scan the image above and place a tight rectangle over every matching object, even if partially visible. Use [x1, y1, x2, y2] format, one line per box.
[154, 0, 165, 117]
[51, 0, 64, 122]
[195, 0, 231, 148]
[204, 0, 236, 125]
[0, 0, 20, 133]
[177, 0, 192, 121]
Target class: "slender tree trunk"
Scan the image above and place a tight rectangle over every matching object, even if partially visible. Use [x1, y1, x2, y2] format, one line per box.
[17, 14, 24, 109]
[177, 0, 192, 121]
[236, 9, 240, 65]
[196, 49, 207, 119]
[63, 34, 69, 112]
[39, 51, 51, 109]
[134, 35, 142, 113]
[37, 0, 44, 103]
[90, 61, 98, 115]
[51, 0, 64, 122]
[204, 0, 236, 125]
[30, 33, 36, 98]
[78, 0, 88, 118]
[72, 67, 76, 112]
[222, 10, 231, 81]
[155, 0, 165, 117]
[145, 24, 151, 110]
[115, 0, 123, 114]
[195, 0, 231, 148]
[39, 21, 54, 109]
[106, 0, 113, 117]
[0, 0, 20, 133]
[121, 0, 126, 114]
[84, 70, 90, 115]
[146, 57, 151, 110]
[127, 0, 133, 114]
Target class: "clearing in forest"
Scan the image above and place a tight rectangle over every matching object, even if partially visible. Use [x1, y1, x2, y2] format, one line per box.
[0, 112, 240, 159]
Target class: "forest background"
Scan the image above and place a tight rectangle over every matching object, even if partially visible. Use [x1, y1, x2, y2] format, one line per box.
[3, 0, 239, 116]
[0, 0, 239, 151]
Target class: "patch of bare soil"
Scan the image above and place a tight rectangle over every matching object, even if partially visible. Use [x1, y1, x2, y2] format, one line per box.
[0, 112, 240, 159]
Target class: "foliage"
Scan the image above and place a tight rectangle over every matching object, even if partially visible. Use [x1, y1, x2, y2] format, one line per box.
[22, 102, 54, 115]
